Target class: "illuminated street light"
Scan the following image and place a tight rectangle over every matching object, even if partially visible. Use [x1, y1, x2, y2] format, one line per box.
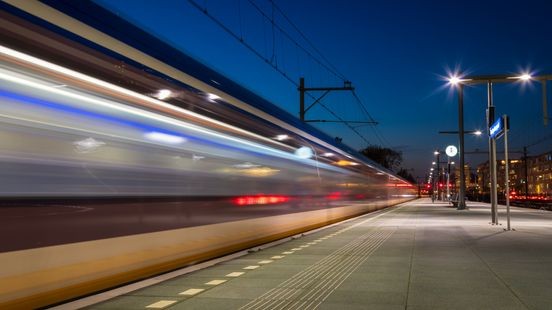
[434, 151, 439, 155]
[432, 161, 436, 165]
[446, 70, 552, 214]
[474, 130, 482, 136]
[519, 73, 532, 81]
[448, 76, 461, 85]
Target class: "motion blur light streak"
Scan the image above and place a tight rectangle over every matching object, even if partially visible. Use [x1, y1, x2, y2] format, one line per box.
[233, 195, 290, 206]
[145, 132, 186, 144]
[0, 67, 340, 170]
[335, 160, 359, 166]
[0, 45, 293, 151]
[275, 134, 289, 141]
[294, 146, 314, 159]
[155, 89, 172, 100]
[73, 137, 106, 153]
[207, 93, 220, 101]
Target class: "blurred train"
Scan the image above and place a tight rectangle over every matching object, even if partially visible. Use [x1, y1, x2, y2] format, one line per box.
[0, 1, 415, 308]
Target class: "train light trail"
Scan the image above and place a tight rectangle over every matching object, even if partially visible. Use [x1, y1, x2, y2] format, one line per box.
[155, 89, 172, 100]
[274, 134, 288, 141]
[233, 195, 289, 206]
[335, 160, 359, 166]
[73, 137, 106, 153]
[145, 132, 186, 144]
[294, 146, 313, 159]
[207, 93, 220, 101]
[0, 45, 292, 151]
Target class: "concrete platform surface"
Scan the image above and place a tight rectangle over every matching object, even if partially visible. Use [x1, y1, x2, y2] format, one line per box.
[82, 199, 552, 310]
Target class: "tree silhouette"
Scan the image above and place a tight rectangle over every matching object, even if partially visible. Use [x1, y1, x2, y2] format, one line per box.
[360, 145, 402, 171]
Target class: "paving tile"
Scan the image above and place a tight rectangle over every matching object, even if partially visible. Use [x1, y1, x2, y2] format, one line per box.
[168, 297, 249, 309]
[88, 296, 184, 309]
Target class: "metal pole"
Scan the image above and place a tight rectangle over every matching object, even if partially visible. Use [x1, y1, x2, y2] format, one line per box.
[299, 77, 305, 121]
[543, 80, 548, 126]
[436, 152, 441, 200]
[504, 115, 510, 230]
[447, 158, 451, 201]
[491, 138, 498, 224]
[523, 146, 529, 200]
[458, 84, 466, 209]
[487, 81, 498, 224]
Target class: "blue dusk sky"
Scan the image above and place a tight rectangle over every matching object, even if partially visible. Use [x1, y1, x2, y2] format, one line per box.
[95, 0, 552, 178]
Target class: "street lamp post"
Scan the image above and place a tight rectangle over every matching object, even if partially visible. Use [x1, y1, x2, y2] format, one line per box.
[438, 130, 481, 209]
[434, 150, 441, 200]
[487, 82, 499, 224]
[458, 84, 466, 209]
[448, 72, 551, 218]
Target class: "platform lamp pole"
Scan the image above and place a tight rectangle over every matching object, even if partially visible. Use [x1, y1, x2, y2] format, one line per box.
[457, 83, 467, 210]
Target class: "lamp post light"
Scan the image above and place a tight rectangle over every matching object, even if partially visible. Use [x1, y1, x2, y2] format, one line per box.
[434, 150, 442, 200]
[437, 129, 482, 208]
[448, 72, 550, 220]
[447, 160, 455, 201]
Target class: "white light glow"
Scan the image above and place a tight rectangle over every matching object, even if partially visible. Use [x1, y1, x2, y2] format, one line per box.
[275, 134, 289, 141]
[73, 137, 105, 153]
[207, 93, 220, 101]
[451, 161, 456, 165]
[432, 161, 436, 165]
[519, 73, 532, 81]
[145, 132, 186, 144]
[434, 151, 439, 155]
[155, 89, 172, 100]
[295, 146, 313, 159]
[430, 168, 434, 171]
[448, 76, 461, 85]
[474, 130, 482, 136]
[322, 152, 335, 157]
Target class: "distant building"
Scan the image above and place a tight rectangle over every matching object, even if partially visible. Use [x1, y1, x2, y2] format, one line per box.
[454, 164, 476, 192]
[476, 150, 552, 197]
[527, 152, 552, 195]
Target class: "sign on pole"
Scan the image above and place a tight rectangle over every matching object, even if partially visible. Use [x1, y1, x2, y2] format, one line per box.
[489, 116, 509, 139]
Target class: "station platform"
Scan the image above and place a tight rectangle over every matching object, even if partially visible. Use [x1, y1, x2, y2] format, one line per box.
[61, 199, 552, 309]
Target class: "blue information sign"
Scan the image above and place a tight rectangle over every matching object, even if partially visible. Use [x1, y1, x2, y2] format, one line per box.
[489, 116, 508, 139]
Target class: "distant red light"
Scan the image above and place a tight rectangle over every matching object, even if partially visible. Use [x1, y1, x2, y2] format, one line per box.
[327, 192, 341, 200]
[233, 195, 289, 206]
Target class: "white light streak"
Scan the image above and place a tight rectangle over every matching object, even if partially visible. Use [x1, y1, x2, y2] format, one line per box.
[155, 89, 172, 100]
[295, 146, 313, 159]
[145, 132, 186, 144]
[207, 93, 220, 101]
[0, 45, 291, 151]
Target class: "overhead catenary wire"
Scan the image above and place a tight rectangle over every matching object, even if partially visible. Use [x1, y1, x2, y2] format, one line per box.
[267, 0, 347, 81]
[245, 0, 343, 82]
[186, 0, 380, 147]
